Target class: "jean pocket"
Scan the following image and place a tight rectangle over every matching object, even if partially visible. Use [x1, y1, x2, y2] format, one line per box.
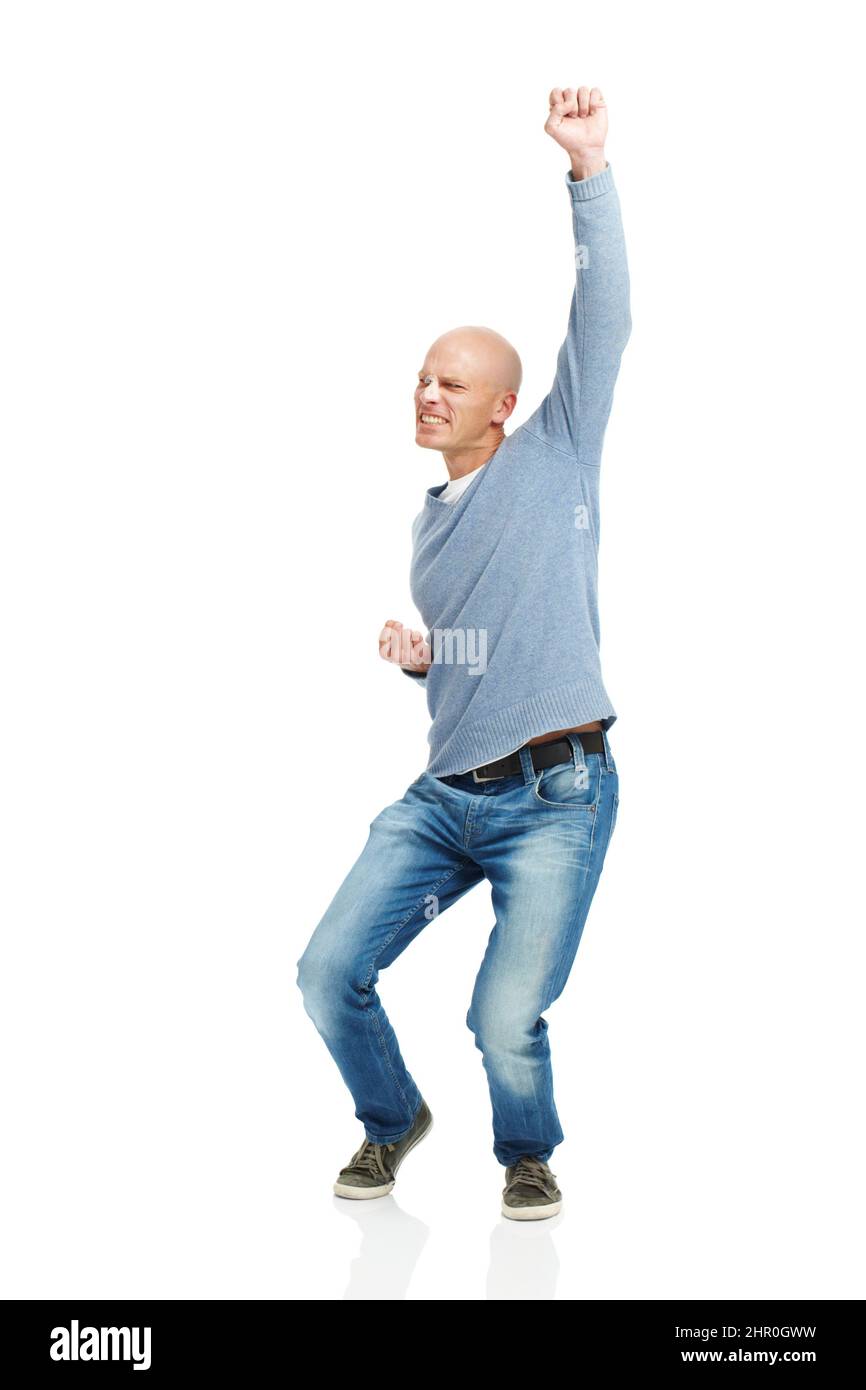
[532, 754, 601, 811]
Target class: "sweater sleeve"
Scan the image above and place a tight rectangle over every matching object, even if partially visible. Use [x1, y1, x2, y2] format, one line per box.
[523, 161, 632, 461]
[401, 666, 428, 688]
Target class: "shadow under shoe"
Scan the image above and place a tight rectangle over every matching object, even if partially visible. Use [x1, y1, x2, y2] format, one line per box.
[501, 1155, 563, 1220]
[333, 1098, 433, 1199]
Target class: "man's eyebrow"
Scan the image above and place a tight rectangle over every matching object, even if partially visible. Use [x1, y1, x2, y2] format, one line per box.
[418, 370, 470, 384]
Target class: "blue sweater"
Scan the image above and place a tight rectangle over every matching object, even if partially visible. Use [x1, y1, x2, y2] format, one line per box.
[404, 161, 631, 776]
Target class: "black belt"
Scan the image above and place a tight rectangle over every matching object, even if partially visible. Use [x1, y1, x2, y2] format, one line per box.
[467, 730, 605, 783]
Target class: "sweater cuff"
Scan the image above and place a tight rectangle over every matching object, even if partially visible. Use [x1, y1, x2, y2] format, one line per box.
[565, 161, 614, 200]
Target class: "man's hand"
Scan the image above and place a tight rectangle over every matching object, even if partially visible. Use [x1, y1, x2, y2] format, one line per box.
[544, 86, 608, 179]
[379, 619, 432, 674]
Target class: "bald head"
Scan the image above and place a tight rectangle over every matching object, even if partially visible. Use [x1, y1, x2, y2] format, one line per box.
[415, 325, 522, 459]
[428, 325, 523, 396]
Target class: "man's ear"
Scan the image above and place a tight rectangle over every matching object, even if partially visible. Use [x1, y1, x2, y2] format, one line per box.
[493, 391, 518, 424]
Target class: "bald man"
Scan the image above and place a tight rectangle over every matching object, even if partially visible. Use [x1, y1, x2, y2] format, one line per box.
[297, 85, 632, 1220]
[393, 321, 602, 754]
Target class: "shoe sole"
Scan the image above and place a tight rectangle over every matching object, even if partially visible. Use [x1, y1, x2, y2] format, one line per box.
[501, 1197, 562, 1220]
[333, 1109, 433, 1200]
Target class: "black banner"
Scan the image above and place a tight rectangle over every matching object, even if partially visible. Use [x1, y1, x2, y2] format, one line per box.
[1, 1299, 862, 1375]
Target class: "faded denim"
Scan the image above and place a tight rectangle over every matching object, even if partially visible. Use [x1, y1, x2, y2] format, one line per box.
[296, 731, 619, 1167]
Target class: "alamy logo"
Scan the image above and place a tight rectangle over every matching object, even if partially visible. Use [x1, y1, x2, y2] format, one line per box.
[430, 627, 487, 675]
[50, 1320, 151, 1371]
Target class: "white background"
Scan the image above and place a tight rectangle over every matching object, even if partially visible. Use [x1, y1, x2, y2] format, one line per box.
[2, 0, 863, 1300]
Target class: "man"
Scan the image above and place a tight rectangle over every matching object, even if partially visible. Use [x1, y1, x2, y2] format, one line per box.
[297, 85, 631, 1220]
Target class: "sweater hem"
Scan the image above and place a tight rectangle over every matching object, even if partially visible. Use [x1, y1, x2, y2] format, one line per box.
[424, 677, 617, 777]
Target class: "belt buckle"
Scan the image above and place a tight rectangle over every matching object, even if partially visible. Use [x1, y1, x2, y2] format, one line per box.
[471, 765, 501, 783]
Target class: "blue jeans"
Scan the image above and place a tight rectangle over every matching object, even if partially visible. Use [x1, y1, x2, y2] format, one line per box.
[296, 731, 619, 1167]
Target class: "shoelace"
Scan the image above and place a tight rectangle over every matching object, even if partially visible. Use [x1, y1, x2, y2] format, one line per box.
[344, 1138, 396, 1180]
[508, 1156, 557, 1192]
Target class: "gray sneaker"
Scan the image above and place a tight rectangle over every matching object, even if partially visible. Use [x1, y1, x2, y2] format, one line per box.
[333, 1098, 433, 1199]
[501, 1155, 562, 1220]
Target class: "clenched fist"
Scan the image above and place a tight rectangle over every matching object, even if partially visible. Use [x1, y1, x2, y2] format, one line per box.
[544, 86, 607, 171]
[379, 619, 432, 674]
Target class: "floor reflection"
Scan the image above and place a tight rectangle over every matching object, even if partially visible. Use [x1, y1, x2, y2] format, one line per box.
[333, 1195, 430, 1300]
[333, 1194, 563, 1299]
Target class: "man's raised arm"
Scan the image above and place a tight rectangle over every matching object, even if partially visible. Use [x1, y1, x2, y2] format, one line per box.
[524, 86, 632, 461]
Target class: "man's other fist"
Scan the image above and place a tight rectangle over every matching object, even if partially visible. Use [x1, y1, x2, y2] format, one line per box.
[379, 619, 432, 674]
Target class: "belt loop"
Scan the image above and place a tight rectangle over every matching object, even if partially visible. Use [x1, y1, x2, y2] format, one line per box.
[518, 743, 536, 786]
[601, 728, 614, 772]
[565, 732, 589, 788]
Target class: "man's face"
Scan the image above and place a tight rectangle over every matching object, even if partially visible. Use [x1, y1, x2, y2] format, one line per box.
[414, 340, 507, 451]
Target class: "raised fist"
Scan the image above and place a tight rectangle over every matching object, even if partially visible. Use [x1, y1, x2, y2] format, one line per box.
[544, 86, 607, 159]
